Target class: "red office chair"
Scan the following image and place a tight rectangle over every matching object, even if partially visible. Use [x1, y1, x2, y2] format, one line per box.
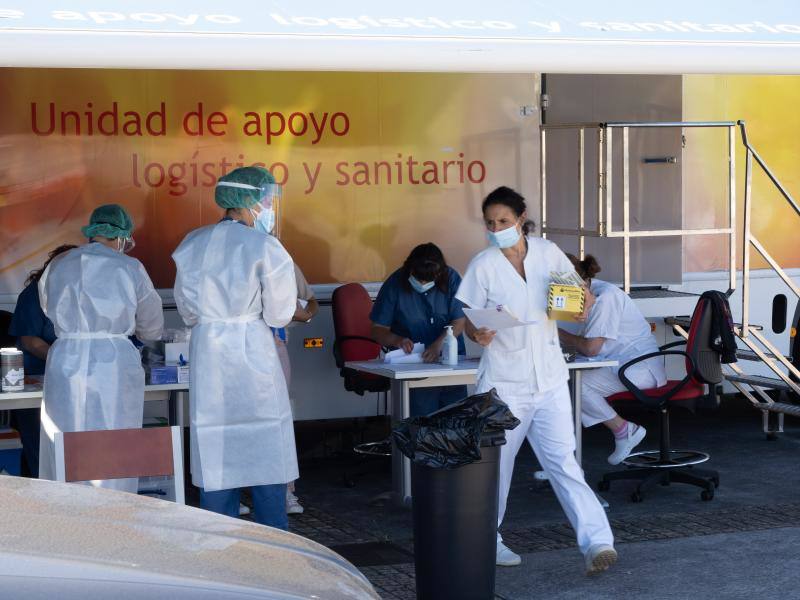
[332, 283, 390, 397]
[331, 283, 391, 486]
[598, 295, 722, 502]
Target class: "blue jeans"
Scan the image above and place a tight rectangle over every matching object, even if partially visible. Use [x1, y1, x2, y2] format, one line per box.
[200, 484, 288, 530]
[410, 385, 468, 417]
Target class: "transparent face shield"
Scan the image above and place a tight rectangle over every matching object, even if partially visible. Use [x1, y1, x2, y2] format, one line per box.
[217, 180, 282, 236]
[116, 236, 135, 254]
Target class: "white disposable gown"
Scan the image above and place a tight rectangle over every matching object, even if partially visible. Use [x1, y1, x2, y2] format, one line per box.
[38, 243, 164, 491]
[172, 220, 298, 492]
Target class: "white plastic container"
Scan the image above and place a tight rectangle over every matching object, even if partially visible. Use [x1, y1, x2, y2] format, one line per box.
[441, 326, 458, 366]
[1, 348, 25, 392]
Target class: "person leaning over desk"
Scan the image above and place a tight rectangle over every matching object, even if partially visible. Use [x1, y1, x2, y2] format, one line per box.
[37, 205, 164, 492]
[370, 242, 467, 416]
[456, 185, 617, 574]
[9, 244, 76, 477]
[558, 254, 667, 466]
[172, 166, 298, 530]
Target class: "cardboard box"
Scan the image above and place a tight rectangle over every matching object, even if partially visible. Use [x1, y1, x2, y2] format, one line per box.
[161, 342, 189, 365]
[148, 364, 191, 385]
[149, 364, 177, 385]
[547, 284, 585, 322]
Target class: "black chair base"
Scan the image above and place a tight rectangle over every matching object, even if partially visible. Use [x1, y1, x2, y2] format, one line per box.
[599, 464, 719, 502]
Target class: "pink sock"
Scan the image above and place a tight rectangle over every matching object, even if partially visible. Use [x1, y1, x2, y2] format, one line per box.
[613, 421, 629, 440]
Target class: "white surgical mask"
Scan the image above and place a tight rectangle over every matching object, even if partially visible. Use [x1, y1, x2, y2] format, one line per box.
[487, 223, 521, 249]
[250, 207, 275, 235]
[409, 276, 435, 294]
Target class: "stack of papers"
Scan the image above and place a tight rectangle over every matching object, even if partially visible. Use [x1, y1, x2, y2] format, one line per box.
[384, 343, 425, 364]
[550, 271, 585, 287]
[463, 306, 536, 330]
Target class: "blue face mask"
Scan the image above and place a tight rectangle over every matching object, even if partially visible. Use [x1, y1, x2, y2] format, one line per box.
[487, 224, 521, 249]
[251, 208, 275, 235]
[409, 276, 435, 293]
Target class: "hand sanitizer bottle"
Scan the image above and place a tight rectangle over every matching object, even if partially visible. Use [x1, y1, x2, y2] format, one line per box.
[441, 325, 458, 366]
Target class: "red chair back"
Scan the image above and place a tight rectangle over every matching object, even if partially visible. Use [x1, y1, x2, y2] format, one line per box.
[332, 283, 382, 364]
[685, 297, 723, 385]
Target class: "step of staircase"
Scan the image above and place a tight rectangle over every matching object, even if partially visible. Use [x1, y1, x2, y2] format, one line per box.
[735, 349, 794, 363]
[725, 373, 795, 391]
[665, 316, 763, 331]
[764, 402, 800, 417]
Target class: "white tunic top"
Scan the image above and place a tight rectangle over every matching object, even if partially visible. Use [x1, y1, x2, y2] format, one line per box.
[583, 279, 666, 383]
[456, 236, 573, 396]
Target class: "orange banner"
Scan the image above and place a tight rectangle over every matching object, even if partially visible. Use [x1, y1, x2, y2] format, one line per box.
[0, 68, 537, 293]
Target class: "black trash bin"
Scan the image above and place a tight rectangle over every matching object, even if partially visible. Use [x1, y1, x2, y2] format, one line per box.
[392, 389, 519, 600]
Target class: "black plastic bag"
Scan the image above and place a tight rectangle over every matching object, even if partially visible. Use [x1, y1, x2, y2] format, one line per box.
[392, 388, 520, 469]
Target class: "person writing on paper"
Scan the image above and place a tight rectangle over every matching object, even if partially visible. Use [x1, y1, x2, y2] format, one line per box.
[558, 254, 666, 465]
[38, 205, 164, 491]
[457, 186, 616, 574]
[370, 243, 467, 416]
[173, 166, 298, 530]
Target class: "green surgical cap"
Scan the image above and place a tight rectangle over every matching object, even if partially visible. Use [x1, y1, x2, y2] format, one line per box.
[81, 204, 134, 239]
[215, 166, 276, 209]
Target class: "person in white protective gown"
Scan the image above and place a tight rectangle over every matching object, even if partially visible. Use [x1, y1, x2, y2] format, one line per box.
[38, 204, 164, 492]
[558, 254, 667, 465]
[172, 166, 298, 530]
[456, 186, 617, 574]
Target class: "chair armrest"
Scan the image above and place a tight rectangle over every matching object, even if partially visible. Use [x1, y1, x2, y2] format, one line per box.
[659, 340, 687, 351]
[618, 350, 697, 408]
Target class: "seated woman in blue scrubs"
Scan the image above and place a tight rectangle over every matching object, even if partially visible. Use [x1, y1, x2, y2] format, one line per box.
[370, 243, 467, 416]
[9, 244, 76, 477]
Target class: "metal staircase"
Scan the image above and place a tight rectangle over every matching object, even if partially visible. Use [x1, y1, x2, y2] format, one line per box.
[540, 120, 800, 437]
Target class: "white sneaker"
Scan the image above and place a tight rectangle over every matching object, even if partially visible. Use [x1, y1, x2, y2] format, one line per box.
[496, 542, 521, 566]
[608, 424, 647, 465]
[585, 544, 617, 575]
[533, 470, 550, 481]
[286, 491, 304, 515]
[238, 502, 251, 516]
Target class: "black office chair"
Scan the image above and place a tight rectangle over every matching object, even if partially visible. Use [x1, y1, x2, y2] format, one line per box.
[599, 295, 722, 502]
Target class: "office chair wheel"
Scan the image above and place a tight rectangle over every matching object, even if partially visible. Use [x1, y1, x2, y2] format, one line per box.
[701, 489, 714, 501]
[630, 491, 643, 503]
[598, 480, 610, 492]
[766, 432, 779, 441]
[712, 476, 720, 488]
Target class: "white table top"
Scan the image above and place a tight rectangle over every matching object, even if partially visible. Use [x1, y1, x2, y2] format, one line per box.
[346, 356, 618, 380]
[0, 382, 189, 402]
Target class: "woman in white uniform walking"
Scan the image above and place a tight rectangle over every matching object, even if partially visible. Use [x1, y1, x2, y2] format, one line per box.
[558, 254, 667, 465]
[456, 186, 616, 573]
[38, 204, 164, 492]
[172, 166, 298, 530]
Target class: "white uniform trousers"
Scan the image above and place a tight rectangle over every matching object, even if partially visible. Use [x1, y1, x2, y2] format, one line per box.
[497, 383, 613, 554]
[580, 363, 660, 428]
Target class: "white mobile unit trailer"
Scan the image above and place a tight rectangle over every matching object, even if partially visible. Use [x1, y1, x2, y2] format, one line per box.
[1, 1, 799, 426]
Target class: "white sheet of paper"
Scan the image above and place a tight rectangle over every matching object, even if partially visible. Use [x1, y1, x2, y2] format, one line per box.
[384, 342, 425, 364]
[463, 307, 536, 330]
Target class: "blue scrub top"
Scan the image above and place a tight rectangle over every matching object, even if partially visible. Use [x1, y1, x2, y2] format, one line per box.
[370, 267, 466, 354]
[9, 280, 56, 376]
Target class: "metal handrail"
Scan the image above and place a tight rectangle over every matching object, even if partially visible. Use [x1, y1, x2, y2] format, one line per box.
[738, 120, 800, 218]
[540, 120, 737, 293]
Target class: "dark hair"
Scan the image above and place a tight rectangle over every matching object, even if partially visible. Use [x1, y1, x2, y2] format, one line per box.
[566, 253, 602, 280]
[25, 244, 77, 286]
[401, 243, 449, 293]
[481, 186, 535, 236]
